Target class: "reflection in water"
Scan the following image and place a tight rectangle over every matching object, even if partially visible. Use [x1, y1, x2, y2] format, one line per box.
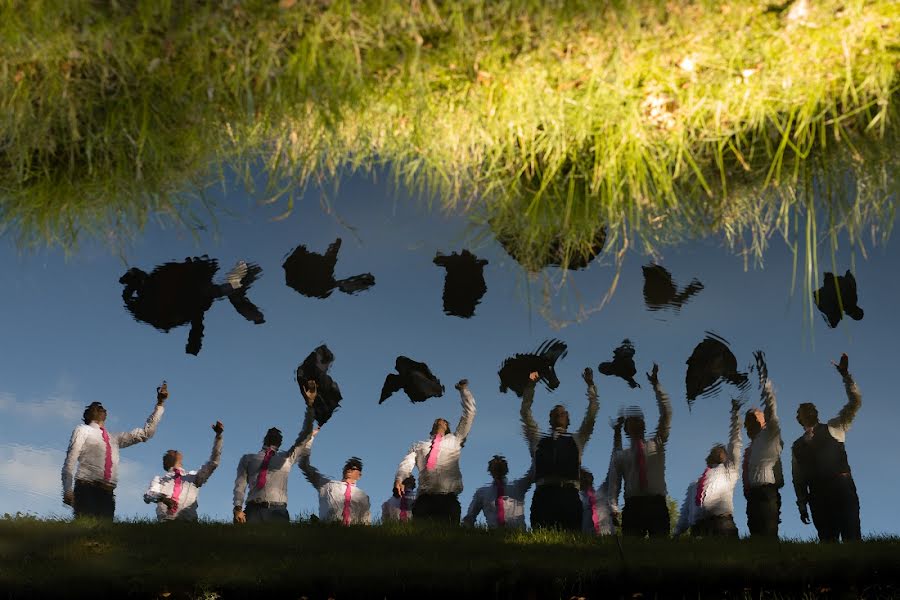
[492, 215, 607, 273]
[498, 340, 568, 397]
[432, 250, 489, 318]
[685, 332, 750, 408]
[119, 257, 264, 355]
[379, 357, 445, 404]
[642, 264, 704, 313]
[813, 270, 865, 329]
[598, 339, 641, 389]
[282, 238, 375, 299]
[296, 344, 343, 426]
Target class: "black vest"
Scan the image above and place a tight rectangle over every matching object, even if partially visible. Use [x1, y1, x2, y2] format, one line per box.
[534, 433, 580, 482]
[792, 423, 851, 484]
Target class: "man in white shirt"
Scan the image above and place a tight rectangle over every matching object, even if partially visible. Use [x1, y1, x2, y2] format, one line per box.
[607, 364, 672, 537]
[674, 398, 742, 538]
[233, 385, 316, 524]
[299, 430, 371, 525]
[62, 382, 168, 519]
[394, 379, 476, 524]
[144, 421, 223, 521]
[579, 469, 613, 536]
[743, 351, 784, 538]
[791, 353, 862, 542]
[382, 476, 417, 523]
[462, 455, 532, 529]
[521, 368, 599, 531]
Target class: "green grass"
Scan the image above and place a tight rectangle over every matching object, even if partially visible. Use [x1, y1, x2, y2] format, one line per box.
[2, 518, 900, 598]
[0, 1, 897, 287]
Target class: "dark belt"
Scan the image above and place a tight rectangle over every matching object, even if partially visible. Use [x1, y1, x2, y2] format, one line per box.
[246, 500, 286, 509]
[536, 478, 579, 489]
[75, 479, 115, 492]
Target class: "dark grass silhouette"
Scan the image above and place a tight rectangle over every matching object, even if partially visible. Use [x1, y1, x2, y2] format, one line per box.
[433, 250, 488, 318]
[813, 270, 864, 328]
[119, 257, 264, 355]
[642, 264, 704, 312]
[498, 339, 568, 397]
[282, 238, 375, 299]
[379, 356, 445, 404]
[296, 344, 343, 426]
[685, 332, 750, 408]
[598, 339, 640, 389]
[496, 227, 607, 272]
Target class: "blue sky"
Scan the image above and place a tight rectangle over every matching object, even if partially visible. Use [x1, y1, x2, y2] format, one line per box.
[1, 173, 896, 540]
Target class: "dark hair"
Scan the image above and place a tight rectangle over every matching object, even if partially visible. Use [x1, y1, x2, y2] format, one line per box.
[342, 456, 363, 476]
[263, 427, 283, 448]
[83, 402, 106, 425]
[706, 444, 727, 466]
[162, 450, 178, 471]
[580, 468, 594, 487]
[431, 418, 450, 436]
[798, 402, 819, 421]
[488, 455, 509, 477]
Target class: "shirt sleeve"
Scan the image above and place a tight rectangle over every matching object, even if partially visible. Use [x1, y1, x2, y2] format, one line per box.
[61, 427, 86, 495]
[395, 444, 418, 483]
[726, 401, 742, 471]
[194, 434, 223, 488]
[144, 475, 164, 504]
[652, 381, 672, 445]
[827, 374, 862, 434]
[297, 438, 329, 491]
[462, 488, 483, 526]
[284, 407, 317, 465]
[791, 442, 809, 508]
[519, 383, 540, 457]
[762, 380, 780, 437]
[606, 452, 622, 513]
[233, 454, 249, 508]
[573, 382, 600, 453]
[453, 387, 476, 442]
[115, 404, 165, 449]
[361, 495, 371, 525]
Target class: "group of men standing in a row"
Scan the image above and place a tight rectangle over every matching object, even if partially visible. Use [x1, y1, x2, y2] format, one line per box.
[61, 354, 863, 542]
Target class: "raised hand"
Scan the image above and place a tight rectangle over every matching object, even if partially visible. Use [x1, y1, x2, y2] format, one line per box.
[301, 379, 318, 406]
[582, 368, 594, 385]
[157, 380, 169, 404]
[455, 379, 469, 391]
[831, 353, 849, 378]
[212, 421, 224, 436]
[528, 371, 539, 383]
[646, 363, 659, 387]
[394, 479, 405, 496]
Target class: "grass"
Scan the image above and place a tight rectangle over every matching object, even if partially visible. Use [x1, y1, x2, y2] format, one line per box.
[0, 1, 898, 294]
[2, 518, 900, 598]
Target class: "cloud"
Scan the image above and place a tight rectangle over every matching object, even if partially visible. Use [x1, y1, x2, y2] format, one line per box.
[0, 392, 81, 422]
[0, 444, 149, 519]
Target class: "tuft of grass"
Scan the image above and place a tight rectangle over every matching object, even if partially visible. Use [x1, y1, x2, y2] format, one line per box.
[0, 0, 897, 297]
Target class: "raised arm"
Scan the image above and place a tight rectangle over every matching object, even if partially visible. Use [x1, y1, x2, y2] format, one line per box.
[761, 379, 780, 437]
[612, 417, 624, 452]
[606, 453, 623, 514]
[520, 379, 540, 457]
[285, 406, 317, 464]
[726, 398, 742, 468]
[453, 380, 476, 441]
[297, 432, 328, 491]
[828, 354, 862, 433]
[462, 488, 484, 527]
[116, 402, 165, 449]
[61, 427, 86, 501]
[647, 364, 672, 445]
[195, 422, 224, 487]
[574, 368, 600, 452]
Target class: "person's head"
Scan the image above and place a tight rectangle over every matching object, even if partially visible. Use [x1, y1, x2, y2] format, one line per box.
[342, 456, 363, 482]
[796, 403, 819, 429]
[549, 404, 570, 430]
[745, 408, 765, 438]
[623, 407, 646, 440]
[431, 418, 450, 436]
[579, 468, 595, 489]
[487, 455, 509, 480]
[162, 449, 183, 471]
[393, 475, 416, 497]
[263, 427, 283, 448]
[706, 444, 727, 467]
[83, 402, 107, 425]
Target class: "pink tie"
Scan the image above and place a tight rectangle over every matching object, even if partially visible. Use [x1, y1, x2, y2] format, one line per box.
[342, 482, 353, 525]
[587, 488, 600, 534]
[635, 439, 648, 491]
[100, 427, 113, 481]
[695, 467, 711, 507]
[425, 434, 443, 471]
[256, 448, 275, 490]
[399, 495, 409, 522]
[169, 469, 183, 515]
[495, 481, 506, 527]
[742, 443, 752, 495]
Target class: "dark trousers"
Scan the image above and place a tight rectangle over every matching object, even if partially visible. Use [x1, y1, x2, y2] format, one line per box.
[745, 484, 781, 538]
[73, 480, 115, 520]
[413, 493, 461, 524]
[530, 485, 582, 531]
[692, 514, 739, 538]
[245, 503, 290, 523]
[810, 476, 861, 542]
[622, 495, 669, 537]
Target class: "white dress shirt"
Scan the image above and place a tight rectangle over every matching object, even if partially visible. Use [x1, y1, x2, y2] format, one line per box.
[382, 491, 417, 522]
[745, 380, 784, 488]
[62, 404, 165, 494]
[395, 387, 476, 495]
[299, 439, 370, 524]
[607, 382, 672, 510]
[233, 409, 315, 508]
[144, 435, 222, 521]
[675, 403, 742, 535]
[581, 482, 613, 535]
[463, 471, 533, 529]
